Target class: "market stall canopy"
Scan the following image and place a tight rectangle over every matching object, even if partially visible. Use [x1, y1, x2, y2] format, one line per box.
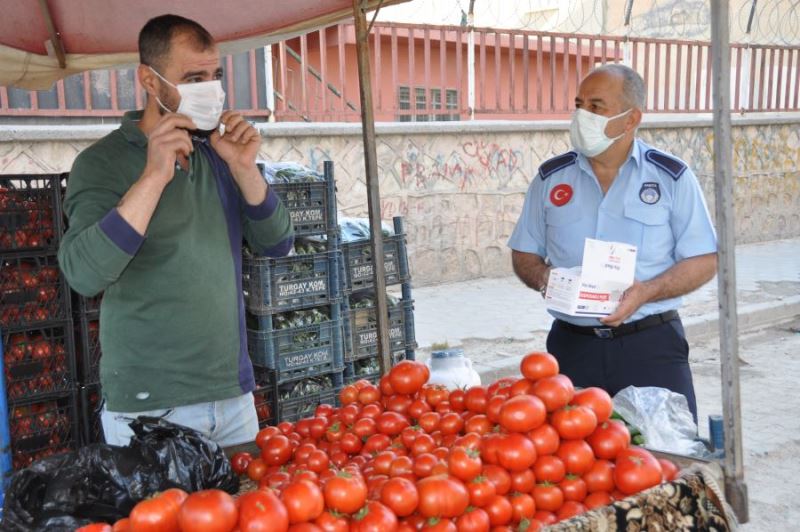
[0, 0, 408, 90]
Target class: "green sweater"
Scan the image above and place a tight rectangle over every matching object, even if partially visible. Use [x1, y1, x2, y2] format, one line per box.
[59, 111, 293, 412]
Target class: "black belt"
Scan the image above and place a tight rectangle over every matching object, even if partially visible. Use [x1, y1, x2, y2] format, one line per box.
[557, 310, 680, 339]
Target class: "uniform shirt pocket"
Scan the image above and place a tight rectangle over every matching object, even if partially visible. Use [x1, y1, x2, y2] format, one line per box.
[545, 204, 589, 264]
[623, 203, 674, 265]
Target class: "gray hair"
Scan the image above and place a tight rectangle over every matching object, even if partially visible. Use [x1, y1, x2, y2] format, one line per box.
[590, 64, 646, 110]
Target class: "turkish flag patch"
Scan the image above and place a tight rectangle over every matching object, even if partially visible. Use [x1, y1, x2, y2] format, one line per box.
[550, 184, 573, 206]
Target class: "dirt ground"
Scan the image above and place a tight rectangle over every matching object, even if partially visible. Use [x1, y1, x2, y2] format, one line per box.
[418, 318, 800, 530]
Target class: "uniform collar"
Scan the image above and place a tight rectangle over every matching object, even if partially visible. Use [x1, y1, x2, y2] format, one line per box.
[120, 110, 148, 147]
[576, 138, 642, 176]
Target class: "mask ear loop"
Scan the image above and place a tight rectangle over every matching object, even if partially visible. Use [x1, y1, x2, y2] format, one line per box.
[148, 66, 179, 114]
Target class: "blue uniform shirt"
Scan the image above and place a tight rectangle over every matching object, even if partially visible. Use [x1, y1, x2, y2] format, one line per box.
[508, 138, 717, 326]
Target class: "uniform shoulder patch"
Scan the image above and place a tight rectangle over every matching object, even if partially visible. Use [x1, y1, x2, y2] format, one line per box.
[644, 149, 687, 180]
[538, 151, 578, 180]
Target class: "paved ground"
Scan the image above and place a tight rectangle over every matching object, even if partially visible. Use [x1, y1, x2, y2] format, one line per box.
[405, 237, 800, 529]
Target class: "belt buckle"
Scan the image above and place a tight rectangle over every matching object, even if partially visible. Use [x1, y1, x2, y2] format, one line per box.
[593, 327, 614, 339]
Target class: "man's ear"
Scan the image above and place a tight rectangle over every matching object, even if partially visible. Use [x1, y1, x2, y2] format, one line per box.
[628, 108, 643, 132]
[137, 64, 159, 97]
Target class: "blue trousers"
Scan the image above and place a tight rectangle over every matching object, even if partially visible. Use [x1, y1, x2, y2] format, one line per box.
[546, 317, 698, 422]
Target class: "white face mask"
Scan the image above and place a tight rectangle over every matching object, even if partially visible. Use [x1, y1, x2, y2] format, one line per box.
[569, 108, 632, 157]
[149, 66, 226, 132]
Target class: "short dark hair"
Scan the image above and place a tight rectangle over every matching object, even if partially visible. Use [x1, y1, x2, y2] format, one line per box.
[138, 14, 215, 70]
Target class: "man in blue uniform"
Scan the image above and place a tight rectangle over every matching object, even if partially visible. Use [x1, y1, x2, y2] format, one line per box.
[508, 64, 717, 421]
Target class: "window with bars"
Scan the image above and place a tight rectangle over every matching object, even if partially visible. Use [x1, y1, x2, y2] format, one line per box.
[397, 86, 460, 122]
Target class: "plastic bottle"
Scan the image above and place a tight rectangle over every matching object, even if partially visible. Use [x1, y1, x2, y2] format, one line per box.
[708, 414, 725, 459]
[425, 348, 481, 390]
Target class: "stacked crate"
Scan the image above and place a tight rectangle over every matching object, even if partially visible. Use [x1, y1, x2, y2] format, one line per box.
[244, 161, 344, 426]
[340, 216, 417, 385]
[0, 174, 80, 470]
[75, 293, 103, 444]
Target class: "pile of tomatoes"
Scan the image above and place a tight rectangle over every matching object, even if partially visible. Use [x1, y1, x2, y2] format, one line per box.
[80, 353, 677, 532]
[0, 184, 57, 252]
[0, 259, 62, 328]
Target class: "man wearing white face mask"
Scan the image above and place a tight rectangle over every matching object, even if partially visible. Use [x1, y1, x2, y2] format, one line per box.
[508, 65, 717, 421]
[59, 14, 294, 446]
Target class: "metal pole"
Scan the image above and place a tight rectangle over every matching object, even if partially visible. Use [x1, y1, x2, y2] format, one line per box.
[353, 0, 392, 373]
[467, 7, 476, 120]
[264, 45, 276, 122]
[710, 0, 749, 523]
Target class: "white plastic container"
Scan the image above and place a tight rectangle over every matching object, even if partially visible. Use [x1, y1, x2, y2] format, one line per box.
[426, 348, 481, 390]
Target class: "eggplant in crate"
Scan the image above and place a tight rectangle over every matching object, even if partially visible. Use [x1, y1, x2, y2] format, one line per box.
[253, 367, 341, 425]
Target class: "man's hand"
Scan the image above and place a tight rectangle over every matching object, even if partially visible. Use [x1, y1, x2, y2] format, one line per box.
[209, 111, 261, 174]
[599, 280, 655, 327]
[141, 113, 196, 185]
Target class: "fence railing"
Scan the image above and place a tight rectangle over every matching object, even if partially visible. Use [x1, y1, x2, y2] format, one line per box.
[1, 23, 798, 122]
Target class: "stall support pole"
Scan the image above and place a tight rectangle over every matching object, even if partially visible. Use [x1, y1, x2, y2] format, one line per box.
[353, 0, 392, 373]
[710, 0, 749, 523]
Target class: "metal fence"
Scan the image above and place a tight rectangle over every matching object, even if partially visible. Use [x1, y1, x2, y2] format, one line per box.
[1, 22, 798, 121]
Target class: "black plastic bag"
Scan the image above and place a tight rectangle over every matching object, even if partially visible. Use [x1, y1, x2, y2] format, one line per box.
[0, 417, 239, 531]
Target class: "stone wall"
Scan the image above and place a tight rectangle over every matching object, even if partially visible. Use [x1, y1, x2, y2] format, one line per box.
[1, 114, 798, 286]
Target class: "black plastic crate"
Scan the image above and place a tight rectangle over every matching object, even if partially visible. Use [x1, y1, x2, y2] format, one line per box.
[75, 315, 101, 385]
[342, 234, 409, 292]
[79, 384, 104, 445]
[345, 299, 414, 363]
[247, 316, 339, 384]
[76, 294, 102, 317]
[343, 351, 406, 385]
[0, 174, 64, 253]
[242, 251, 336, 314]
[0, 254, 71, 330]
[3, 322, 76, 402]
[271, 181, 333, 237]
[254, 367, 341, 424]
[8, 392, 79, 471]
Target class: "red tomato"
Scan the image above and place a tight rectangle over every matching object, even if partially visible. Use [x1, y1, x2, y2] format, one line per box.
[386, 395, 414, 416]
[464, 387, 489, 414]
[129, 493, 181, 532]
[448, 447, 483, 481]
[413, 453, 440, 478]
[389, 361, 429, 395]
[350, 501, 399, 532]
[533, 455, 566, 483]
[481, 465, 512, 496]
[586, 420, 630, 460]
[527, 424, 560, 456]
[499, 395, 547, 433]
[323, 471, 368, 514]
[263, 435, 293, 466]
[389, 455, 415, 477]
[467, 475, 497, 507]
[314, 510, 349, 532]
[421, 517, 456, 532]
[281, 480, 325, 524]
[531, 375, 574, 412]
[558, 475, 588, 502]
[76, 525, 112, 532]
[112, 518, 131, 532]
[570, 387, 613, 423]
[483, 495, 513, 526]
[532, 483, 564, 513]
[584, 491, 614, 510]
[551, 405, 598, 440]
[238, 489, 289, 532]
[533, 511, 557, 525]
[486, 395, 506, 424]
[449, 389, 466, 412]
[614, 447, 663, 495]
[519, 352, 559, 381]
[306, 449, 330, 473]
[658, 458, 680, 482]
[178, 489, 238, 532]
[230, 452, 253, 475]
[247, 458, 268, 481]
[417, 475, 470, 518]
[495, 433, 537, 472]
[419, 412, 441, 433]
[509, 378, 536, 397]
[583, 460, 615, 493]
[439, 412, 464, 436]
[408, 398, 433, 420]
[256, 426, 281, 448]
[456, 506, 491, 532]
[510, 468, 536, 493]
[555, 440, 596, 475]
[358, 385, 381, 405]
[380, 477, 419, 517]
[464, 415, 492, 435]
[379, 375, 396, 397]
[556, 500, 587, 521]
[510, 492, 537, 523]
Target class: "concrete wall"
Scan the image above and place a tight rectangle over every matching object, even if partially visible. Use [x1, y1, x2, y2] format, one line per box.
[1, 113, 798, 286]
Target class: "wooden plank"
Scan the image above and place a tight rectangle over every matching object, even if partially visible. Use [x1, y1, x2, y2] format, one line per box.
[536, 35, 543, 111]
[562, 36, 569, 112]
[509, 31, 515, 111]
[339, 25, 347, 114]
[456, 28, 463, 114]
[279, 42, 288, 114]
[766, 48, 775, 110]
[440, 28, 447, 118]
[424, 28, 431, 115]
[321, 29, 329, 112]
[480, 30, 486, 112]
[300, 34, 309, 116]
[249, 49, 258, 110]
[523, 34, 529, 112]
[494, 31, 501, 111]
[226, 55, 235, 109]
[654, 42, 661, 111]
[375, 27, 382, 111]
[391, 27, 398, 112]
[56, 79, 65, 110]
[550, 36, 556, 111]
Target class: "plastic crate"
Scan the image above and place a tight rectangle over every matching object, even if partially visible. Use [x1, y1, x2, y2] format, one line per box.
[247, 318, 340, 384]
[0, 174, 64, 253]
[0, 254, 71, 330]
[342, 234, 409, 292]
[3, 322, 76, 402]
[271, 181, 333, 237]
[345, 299, 414, 363]
[242, 251, 336, 314]
[254, 367, 341, 424]
[79, 384, 105, 445]
[77, 294, 102, 317]
[343, 351, 406, 385]
[76, 316, 101, 385]
[8, 392, 79, 471]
